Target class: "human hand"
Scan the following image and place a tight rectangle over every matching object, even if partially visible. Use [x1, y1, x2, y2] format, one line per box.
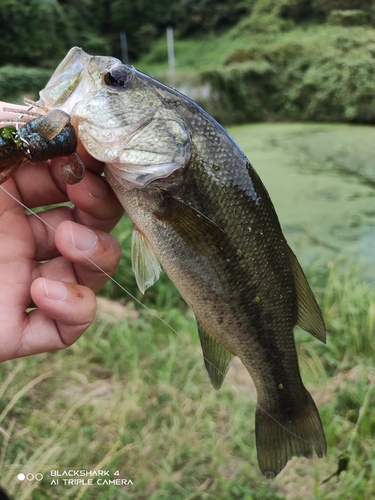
[0, 102, 124, 361]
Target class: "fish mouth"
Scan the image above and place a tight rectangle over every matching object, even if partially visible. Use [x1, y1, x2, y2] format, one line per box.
[39, 47, 120, 115]
[38, 47, 191, 190]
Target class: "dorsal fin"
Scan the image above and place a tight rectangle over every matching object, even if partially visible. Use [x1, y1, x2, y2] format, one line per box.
[197, 321, 234, 390]
[286, 246, 326, 343]
[131, 228, 162, 294]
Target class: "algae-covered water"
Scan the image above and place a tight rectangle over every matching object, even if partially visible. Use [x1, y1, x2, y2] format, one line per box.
[229, 123, 375, 281]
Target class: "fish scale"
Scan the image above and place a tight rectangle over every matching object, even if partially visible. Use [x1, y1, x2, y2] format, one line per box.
[37, 47, 327, 478]
[108, 148, 325, 477]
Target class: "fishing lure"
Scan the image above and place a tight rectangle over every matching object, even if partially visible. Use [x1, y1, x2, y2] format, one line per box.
[0, 108, 85, 185]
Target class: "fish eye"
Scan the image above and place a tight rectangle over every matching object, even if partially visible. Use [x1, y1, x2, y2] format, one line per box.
[104, 66, 132, 88]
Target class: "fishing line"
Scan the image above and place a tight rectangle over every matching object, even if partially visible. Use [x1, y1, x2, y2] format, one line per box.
[0, 106, 310, 445]
[0, 182, 314, 447]
[3, 105, 313, 466]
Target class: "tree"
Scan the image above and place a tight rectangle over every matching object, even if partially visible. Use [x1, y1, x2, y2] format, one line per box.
[0, 0, 73, 66]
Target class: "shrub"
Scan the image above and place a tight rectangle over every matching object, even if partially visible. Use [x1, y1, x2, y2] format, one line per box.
[312, 0, 373, 16]
[201, 60, 279, 123]
[234, 12, 294, 34]
[202, 26, 375, 123]
[278, 30, 375, 122]
[328, 9, 370, 26]
[0, 65, 51, 102]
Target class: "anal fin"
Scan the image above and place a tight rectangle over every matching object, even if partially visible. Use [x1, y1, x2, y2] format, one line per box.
[197, 322, 233, 390]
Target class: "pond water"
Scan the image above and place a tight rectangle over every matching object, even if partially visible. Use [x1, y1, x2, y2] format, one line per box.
[229, 123, 375, 281]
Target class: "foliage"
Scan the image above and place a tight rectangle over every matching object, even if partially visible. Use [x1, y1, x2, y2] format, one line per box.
[1, 248, 375, 498]
[109, 0, 252, 60]
[327, 9, 370, 27]
[199, 26, 375, 124]
[0, 0, 73, 67]
[3, 0, 375, 124]
[233, 11, 294, 34]
[279, 39, 375, 122]
[110, 0, 174, 60]
[251, 0, 314, 20]
[202, 61, 279, 122]
[312, 0, 374, 16]
[251, 0, 375, 20]
[0, 0, 110, 68]
[279, 0, 320, 22]
[0, 65, 51, 102]
[171, 0, 252, 37]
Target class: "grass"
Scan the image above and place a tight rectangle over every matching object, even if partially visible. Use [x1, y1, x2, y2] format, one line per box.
[136, 24, 375, 79]
[0, 301, 271, 499]
[1, 260, 375, 499]
[134, 23, 375, 125]
[136, 24, 330, 74]
[1, 122, 375, 498]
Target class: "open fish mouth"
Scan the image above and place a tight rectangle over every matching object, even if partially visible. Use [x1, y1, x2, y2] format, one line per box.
[39, 48, 120, 114]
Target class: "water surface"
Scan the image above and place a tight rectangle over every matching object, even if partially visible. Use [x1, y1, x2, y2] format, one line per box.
[229, 123, 375, 281]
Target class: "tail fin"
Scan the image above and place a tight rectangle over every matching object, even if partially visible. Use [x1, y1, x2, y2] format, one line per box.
[255, 391, 326, 478]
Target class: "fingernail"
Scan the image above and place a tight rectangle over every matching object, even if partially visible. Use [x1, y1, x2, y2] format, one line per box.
[84, 174, 107, 198]
[70, 223, 98, 252]
[44, 279, 67, 301]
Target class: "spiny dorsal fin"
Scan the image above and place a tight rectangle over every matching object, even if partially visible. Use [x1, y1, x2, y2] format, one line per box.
[131, 228, 161, 294]
[197, 321, 234, 390]
[155, 193, 230, 257]
[286, 246, 326, 343]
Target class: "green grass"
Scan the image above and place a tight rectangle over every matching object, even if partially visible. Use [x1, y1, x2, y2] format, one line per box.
[1, 260, 375, 499]
[1, 122, 375, 498]
[0, 302, 273, 499]
[137, 24, 346, 75]
[136, 23, 375, 124]
[137, 24, 365, 76]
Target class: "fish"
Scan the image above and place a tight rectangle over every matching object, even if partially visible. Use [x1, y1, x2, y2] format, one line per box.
[37, 47, 327, 478]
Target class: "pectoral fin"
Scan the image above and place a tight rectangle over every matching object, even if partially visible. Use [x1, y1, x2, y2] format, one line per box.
[132, 228, 162, 294]
[287, 246, 326, 342]
[155, 193, 230, 256]
[197, 322, 234, 390]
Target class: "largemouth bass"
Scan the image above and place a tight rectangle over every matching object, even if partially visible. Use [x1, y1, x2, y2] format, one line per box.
[38, 47, 327, 478]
